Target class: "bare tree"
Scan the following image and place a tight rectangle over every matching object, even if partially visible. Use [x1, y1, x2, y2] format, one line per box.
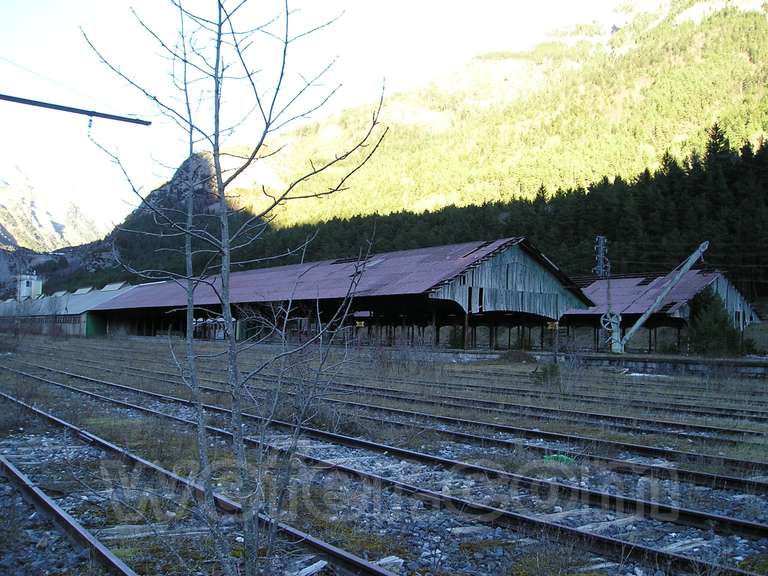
[85, 1, 385, 574]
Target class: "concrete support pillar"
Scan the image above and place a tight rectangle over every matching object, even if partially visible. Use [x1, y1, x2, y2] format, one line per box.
[463, 312, 470, 349]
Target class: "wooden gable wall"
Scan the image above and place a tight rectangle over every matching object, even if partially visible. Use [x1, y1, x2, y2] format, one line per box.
[428, 244, 586, 320]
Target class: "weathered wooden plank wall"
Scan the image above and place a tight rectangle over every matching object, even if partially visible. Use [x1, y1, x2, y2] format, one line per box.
[674, 274, 760, 330]
[428, 245, 585, 320]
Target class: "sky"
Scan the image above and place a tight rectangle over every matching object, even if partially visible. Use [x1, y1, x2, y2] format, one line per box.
[0, 0, 623, 228]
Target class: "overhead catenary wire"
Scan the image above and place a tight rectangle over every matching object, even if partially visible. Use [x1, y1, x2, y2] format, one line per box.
[0, 54, 118, 112]
[0, 93, 151, 126]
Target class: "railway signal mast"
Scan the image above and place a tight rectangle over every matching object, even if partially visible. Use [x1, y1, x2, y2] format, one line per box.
[594, 236, 622, 353]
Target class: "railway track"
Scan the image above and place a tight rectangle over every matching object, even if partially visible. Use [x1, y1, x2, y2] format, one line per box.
[21, 342, 768, 444]
[0, 390, 398, 576]
[19, 344, 768, 455]
[13, 360, 768, 527]
[24, 340, 768, 417]
[292, 378, 768, 441]
[25, 337, 768, 406]
[0, 454, 138, 576]
[447, 365, 768, 405]
[15, 354, 768, 478]
[327, 369, 768, 422]
[3, 362, 768, 575]
[8, 358, 768, 510]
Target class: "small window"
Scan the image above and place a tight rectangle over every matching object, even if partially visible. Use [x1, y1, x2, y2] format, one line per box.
[25, 280, 30, 288]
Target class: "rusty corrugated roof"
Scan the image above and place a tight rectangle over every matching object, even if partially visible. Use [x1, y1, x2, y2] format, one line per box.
[94, 238, 527, 311]
[565, 269, 720, 316]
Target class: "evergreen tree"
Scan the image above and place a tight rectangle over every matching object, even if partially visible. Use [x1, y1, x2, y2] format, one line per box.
[687, 288, 742, 356]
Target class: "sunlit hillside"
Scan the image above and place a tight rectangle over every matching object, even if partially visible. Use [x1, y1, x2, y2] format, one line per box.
[237, 0, 768, 226]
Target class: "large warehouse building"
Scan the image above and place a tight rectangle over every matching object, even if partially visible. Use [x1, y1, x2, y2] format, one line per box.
[88, 237, 592, 347]
[0, 281, 135, 337]
[2, 238, 758, 351]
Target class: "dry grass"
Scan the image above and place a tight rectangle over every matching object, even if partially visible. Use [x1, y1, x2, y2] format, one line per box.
[81, 416, 200, 476]
[8, 342, 768, 479]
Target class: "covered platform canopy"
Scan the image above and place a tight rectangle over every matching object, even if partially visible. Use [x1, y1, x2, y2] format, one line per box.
[90, 237, 591, 345]
[565, 269, 759, 330]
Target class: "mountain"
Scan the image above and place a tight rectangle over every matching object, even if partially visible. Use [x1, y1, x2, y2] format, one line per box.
[37, 0, 768, 298]
[38, 152, 224, 293]
[0, 171, 109, 253]
[258, 0, 768, 226]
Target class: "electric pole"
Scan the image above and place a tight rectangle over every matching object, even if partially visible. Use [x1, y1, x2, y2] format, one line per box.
[593, 235, 608, 278]
[594, 235, 622, 352]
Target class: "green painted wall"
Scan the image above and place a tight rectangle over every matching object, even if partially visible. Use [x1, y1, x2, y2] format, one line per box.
[84, 312, 107, 337]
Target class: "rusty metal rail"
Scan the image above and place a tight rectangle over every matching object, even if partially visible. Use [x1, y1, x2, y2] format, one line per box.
[24, 340, 768, 413]
[22, 361, 768, 536]
[0, 390, 395, 576]
[455, 363, 768, 395]
[2, 364, 766, 576]
[14, 359, 768, 494]
[23, 345, 765, 443]
[321, 370, 768, 422]
[279, 376, 768, 441]
[0, 454, 140, 576]
[16, 355, 768, 475]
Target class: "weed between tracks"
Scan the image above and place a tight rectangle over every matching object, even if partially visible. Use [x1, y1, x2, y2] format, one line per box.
[110, 537, 216, 575]
[82, 416, 201, 475]
[7, 337, 768, 576]
[2, 373, 419, 569]
[0, 400, 36, 436]
[457, 540, 596, 576]
[738, 552, 768, 574]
